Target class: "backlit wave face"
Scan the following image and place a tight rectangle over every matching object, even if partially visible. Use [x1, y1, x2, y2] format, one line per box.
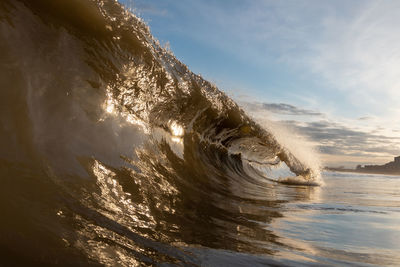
[0, 0, 320, 265]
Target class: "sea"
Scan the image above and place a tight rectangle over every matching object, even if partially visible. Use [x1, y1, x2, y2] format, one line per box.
[0, 0, 399, 266]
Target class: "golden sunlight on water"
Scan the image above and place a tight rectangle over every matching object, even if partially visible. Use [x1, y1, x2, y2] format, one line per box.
[3, 0, 399, 266]
[169, 120, 185, 145]
[169, 120, 184, 137]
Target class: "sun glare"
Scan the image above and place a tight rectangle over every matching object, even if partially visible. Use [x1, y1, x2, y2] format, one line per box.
[169, 120, 184, 137]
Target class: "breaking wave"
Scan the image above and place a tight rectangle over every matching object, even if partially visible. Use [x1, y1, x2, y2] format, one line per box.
[0, 0, 321, 265]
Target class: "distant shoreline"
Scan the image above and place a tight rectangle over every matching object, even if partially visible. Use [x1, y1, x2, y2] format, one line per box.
[325, 156, 400, 176]
[325, 168, 400, 176]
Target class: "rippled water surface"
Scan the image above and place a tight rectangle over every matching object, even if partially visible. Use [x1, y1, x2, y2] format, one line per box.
[156, 171, 400, 266]
[268, 172, 400, 266]
[1, 1, 399, 266]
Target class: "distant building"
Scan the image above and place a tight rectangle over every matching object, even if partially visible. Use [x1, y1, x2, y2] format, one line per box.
[357, 156, 400, 173]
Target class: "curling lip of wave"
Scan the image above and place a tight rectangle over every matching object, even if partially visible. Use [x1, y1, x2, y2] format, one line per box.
[0, 0, 321, 266]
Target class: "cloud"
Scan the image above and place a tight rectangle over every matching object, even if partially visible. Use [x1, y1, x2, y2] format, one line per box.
[240, 100, 400, 167]
[179, 0, 400, 119]
[357, 116, 373, 121]
[308, 1, 400, 118]
[262, 103, 322, 116]
[282, 119, 400, 159]
[122, 0, 400, 166]
[240, 101, 322, 116]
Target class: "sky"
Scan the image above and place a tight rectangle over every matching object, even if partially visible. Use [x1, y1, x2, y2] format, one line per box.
[119, 0, 400, 168]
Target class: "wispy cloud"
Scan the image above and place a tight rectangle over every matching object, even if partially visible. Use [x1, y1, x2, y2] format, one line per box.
[142, 0, 400, 121]
[357, 116, 374, 121]
[241, 101, 323, 116]
[308, 1, 400, 118]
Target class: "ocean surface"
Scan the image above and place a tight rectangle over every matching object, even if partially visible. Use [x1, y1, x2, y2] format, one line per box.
[1, 0, 399, 266]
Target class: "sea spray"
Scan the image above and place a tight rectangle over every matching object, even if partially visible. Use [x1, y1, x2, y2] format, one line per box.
[0, 0, 322, 265]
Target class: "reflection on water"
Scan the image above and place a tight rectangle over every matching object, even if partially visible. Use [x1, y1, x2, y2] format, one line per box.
[46, 129, 320, 266]
[73, 157, 400, 266]
[73, 135, 326, 266]
[271, 172, 400, 266]
[1, 0, 399, 266]
[169, 120, 184, 138]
